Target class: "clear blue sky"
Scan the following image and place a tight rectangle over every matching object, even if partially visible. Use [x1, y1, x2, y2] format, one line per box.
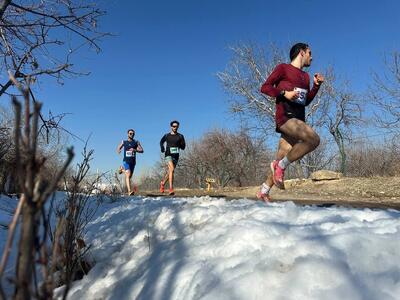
[30, 0, 400, 177]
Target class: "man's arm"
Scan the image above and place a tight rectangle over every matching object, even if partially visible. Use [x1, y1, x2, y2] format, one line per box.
[306, 73, 324, 105]
[117, 141, 124, 154]
[160, 134, 166, 152]
[180, 135, 186, 150]
[260, 64, 284, 97]
[136, 141, 144, 153]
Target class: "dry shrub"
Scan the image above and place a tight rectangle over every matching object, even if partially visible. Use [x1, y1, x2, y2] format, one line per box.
[345, 137, 400, 177]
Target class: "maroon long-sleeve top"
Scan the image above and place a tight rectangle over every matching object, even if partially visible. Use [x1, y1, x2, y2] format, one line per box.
[260, 63, 320, 128]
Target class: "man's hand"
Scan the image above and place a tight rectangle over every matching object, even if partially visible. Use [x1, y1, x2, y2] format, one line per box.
[284, 90, 300, 101]
[314, 73, 324, 86]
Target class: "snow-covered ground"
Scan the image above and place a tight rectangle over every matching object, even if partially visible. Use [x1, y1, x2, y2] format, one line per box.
[0, 193, 19, 296]
[0, 192, 69, 297]
[59, 196, 400, 300]
[1, 194, 400, 299]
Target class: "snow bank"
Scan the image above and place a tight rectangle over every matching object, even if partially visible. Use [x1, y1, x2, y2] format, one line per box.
[58, 196, 400, 300]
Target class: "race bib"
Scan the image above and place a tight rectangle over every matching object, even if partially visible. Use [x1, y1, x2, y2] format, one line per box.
[170, 147, 179, 154]
[293, 87, 308, 105]
[126, 150, 133, 157]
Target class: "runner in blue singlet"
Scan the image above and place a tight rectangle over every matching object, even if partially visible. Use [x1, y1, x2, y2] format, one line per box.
[117, 129, 144, 195]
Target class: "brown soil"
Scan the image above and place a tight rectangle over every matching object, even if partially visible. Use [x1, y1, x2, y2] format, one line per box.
[139, 176, 400, 210]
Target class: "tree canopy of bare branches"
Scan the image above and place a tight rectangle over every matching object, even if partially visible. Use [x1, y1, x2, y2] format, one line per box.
[308, 67, 362, 174]
[0, 0, 108, 97]
[217, 43, 286, 137]
[371, 51, 400, 132]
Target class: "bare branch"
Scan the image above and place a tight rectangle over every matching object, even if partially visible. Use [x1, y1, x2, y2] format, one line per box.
[0, 0, 109, 97]
[217, 42, 284, 137]
[371, 51, 400, 132]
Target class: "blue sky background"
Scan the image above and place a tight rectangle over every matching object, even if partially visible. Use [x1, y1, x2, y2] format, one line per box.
[11, 0, 400, 177]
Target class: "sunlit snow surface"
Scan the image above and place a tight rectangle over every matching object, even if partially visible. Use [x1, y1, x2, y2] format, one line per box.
[1, 194, 399, 299]
[54, 195, 400, 300]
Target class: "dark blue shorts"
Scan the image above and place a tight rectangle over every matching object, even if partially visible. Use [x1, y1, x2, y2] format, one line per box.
[123, 161, 136, 172]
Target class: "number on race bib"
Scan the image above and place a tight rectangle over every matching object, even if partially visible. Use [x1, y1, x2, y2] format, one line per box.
[293, 87, 308, 105]
[126, 150, 133, 157]
[170, 147, 179, 154]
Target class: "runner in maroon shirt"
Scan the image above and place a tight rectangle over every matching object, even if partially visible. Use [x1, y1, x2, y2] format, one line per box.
[257, 43, 324, 201]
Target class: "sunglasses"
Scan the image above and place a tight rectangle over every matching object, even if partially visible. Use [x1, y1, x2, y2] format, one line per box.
[128, 132, 134, 135]
[171, 125, 179, 128]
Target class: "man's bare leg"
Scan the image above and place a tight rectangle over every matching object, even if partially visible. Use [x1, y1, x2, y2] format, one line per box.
[160, 166, 169, 193]
[162, 170, 169, 185]
[125, 170, 132, 195]
[280, 119, 319, 161]
[167, 161, 175, 194]
[268, 136, 295, 180]
[272, 118, 320, 188]
[160, 161, 175, 193]
[258, 136, 295, 201]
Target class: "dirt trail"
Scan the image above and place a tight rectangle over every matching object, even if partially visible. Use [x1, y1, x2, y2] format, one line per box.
[139, 176, 400, 210]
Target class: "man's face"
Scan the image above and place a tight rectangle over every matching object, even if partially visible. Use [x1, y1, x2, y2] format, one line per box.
[128, 131, 135, 138]
[302, 48, 312, 67]
[171, 123, 179, 132]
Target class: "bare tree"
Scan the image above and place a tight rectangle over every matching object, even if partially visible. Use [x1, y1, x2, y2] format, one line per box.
[0, 125, 12, 192]
[217, 43, 286, 137]
[371, 51, 400, 132]
[0, 107, 13, 192]
[309, 67, 362, 174]
[0, 0, 109, 146]
[0, 0, 108, 97]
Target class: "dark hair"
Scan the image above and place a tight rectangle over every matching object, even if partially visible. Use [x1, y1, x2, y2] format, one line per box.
[170, 120, 180, 127]
[127, 129, 135, 134]
[289, 43, 309, 61]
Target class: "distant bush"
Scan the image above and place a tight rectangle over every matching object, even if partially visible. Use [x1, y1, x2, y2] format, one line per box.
[345, 137, 400, 177]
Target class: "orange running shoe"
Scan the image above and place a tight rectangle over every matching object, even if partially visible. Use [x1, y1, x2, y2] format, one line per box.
[159, 181, 165, 193]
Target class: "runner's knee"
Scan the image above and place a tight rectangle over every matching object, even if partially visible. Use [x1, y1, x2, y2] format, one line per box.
[309, 133, 320, 149]
[303, 132, 319, 149]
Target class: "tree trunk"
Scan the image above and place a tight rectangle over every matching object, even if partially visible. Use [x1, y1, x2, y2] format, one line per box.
[334, 129, 346, 175]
